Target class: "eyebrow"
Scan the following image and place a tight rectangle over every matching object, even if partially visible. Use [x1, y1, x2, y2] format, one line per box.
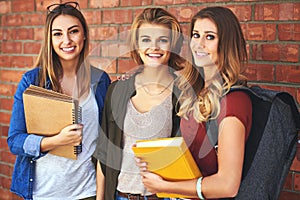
[192, 30, 217, 34]
[52, 25, 80, 32]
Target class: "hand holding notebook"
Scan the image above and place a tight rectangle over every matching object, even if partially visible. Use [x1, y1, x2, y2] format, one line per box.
[23, 85, 83, 159]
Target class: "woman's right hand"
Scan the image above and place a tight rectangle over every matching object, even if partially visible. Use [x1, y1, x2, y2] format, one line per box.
[55, 124, 83, 146]
[40, 124, 83, 152]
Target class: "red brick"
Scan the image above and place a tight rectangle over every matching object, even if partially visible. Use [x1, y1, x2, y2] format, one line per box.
[0, 98, 14, 111]
[0, 151, 16, 165]
[244, 24, 276, 41]
[89, 26, 118, 41]
[291, 157, 300, 171]
[279, 3, 300, 21]
[90, 58, 117, 74]
[1, 42, 22, 54]
[0, 56, 11, 68]
[2, 14, 24, 26]
[120, 0, 152, 6]
[245, 63, 274, 82]
[0, 138, 10, 151]
[0, 84, 14, 96]
[0, 1, 11, 14]
[90, 0, 119, 8]
[0, 176, 12, 190]
[23, 13, 45, 26]
[192, 0, 230, 2]
[101, 42, 130, 58]
[0, 188, 23, 200]
[255, 4, 279, 21]
[24, 42, 41, 54]
[82, 10, 102, 25]
[10, 56, 34, 69]
[154, 0, 189, 5]
[0, 163, 13, 177]
[295, 173, 300, 192]
[283, 172, 293, 190]
[11, 28, 33, 40]
[0, 69, 25, 83]
[279, 24, 300, 41]
[102, 10, 133, 24]
[118, 59, 139, 74]
[12, 0, 34, 12]
[34, 28, 44, 41]
[0, 112, 11, 125]
[279, 191, 300, 200]
[0, 28, 13, 40]
[168, 7, 196, 23]
[280, 45, 299, 63]
[227, 5, 252, 22]
[276, 65, 300, 84]
[0, 125, 10, 137]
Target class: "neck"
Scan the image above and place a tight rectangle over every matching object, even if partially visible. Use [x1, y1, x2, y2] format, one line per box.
[140, 65, 173, 83]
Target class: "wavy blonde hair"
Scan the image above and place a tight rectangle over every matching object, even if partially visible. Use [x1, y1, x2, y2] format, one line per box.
[129, 7, 185, 71]
[177, 6, 248, 122]
[35, 4, 90, 98]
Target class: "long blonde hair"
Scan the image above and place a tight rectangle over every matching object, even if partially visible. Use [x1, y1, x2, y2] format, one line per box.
[35, 3, 90, 98]
[129, 7, 185, 71]
[177, 6, 248, 122]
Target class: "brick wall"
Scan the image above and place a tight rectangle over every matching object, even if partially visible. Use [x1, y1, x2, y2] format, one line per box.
[0, 0, 299, 199]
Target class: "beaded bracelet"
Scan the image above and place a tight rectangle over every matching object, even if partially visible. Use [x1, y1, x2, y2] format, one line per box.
[196, 177, 205, 199]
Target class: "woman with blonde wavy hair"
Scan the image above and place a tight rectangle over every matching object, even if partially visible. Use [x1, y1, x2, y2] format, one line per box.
[93, 7, 185, 200]
[136, 6, 253, 199]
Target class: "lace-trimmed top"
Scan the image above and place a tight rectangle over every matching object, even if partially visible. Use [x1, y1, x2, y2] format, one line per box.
[117, 95, 172, 195]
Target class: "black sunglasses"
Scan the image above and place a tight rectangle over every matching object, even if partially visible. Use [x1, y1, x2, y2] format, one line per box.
[47, 1, 79, 13]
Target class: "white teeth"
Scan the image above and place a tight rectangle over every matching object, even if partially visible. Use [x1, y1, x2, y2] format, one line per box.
[196, 52, 208, 56]
[62, 47, 75, 52]
[148, 53, 162, 57]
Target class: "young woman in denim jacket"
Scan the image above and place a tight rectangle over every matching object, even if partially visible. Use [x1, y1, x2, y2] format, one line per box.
[136, 7, 252, 199]
[7, 2, 110, 200]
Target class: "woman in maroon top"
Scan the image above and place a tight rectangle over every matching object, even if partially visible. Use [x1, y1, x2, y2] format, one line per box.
[136, 6, 252, 199]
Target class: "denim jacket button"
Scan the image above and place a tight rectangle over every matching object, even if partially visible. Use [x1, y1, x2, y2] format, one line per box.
[30, 178, 33, 182]
[30, 161, 33, 163]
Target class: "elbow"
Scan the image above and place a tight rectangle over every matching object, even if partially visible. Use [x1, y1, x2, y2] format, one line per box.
[223, 181, 240, 198]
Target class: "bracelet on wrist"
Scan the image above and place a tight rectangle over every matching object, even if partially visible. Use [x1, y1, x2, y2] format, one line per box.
[196, 177, 205, 199]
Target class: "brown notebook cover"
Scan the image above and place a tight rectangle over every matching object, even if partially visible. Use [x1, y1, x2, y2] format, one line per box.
[23, 85, 82, 159]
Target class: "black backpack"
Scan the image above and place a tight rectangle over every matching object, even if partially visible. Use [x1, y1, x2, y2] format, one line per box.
[206, 85, 300, 200]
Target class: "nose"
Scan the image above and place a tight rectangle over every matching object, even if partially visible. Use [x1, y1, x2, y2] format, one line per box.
[150, 40, 160, 50]
[61, 33, 71, 44]
[198, 37, 205, 48]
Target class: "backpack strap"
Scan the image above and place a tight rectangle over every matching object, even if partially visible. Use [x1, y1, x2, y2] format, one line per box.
[90, 66, 104, 93]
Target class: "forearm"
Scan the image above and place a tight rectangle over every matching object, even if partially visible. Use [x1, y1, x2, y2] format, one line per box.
[96, 161, 105, 200]
[40, 135, 60, 152]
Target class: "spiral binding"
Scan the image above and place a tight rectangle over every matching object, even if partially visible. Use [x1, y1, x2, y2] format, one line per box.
[73, 106, 83, 155]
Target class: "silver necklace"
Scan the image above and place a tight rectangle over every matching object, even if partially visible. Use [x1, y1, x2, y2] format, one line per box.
[140, 79, 174, 96]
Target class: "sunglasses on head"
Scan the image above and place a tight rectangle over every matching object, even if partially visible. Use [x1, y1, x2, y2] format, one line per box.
[47, 1, 79, 13]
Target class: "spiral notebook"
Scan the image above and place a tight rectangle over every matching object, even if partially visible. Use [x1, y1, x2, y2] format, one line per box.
[23, 85, 82, 160]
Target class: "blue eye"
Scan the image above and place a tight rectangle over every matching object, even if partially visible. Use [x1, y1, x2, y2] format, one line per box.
[159, 38, 169, 43]
[192, 33, 200, 38]
[141, 38, 151, 42]
[206, 35, 215, 40]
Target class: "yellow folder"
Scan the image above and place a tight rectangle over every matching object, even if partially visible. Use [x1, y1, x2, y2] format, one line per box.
[132, 137, 202, 198]
[23, 85, 81, 159]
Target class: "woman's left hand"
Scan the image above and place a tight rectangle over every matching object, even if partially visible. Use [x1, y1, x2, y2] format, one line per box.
[141, 171, 165, 194]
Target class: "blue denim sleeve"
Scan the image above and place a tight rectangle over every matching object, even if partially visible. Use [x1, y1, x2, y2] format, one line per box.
[95, 71, 111, 124]
[7, 69, 44, 158]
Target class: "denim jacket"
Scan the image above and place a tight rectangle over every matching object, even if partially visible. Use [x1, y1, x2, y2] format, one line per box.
[7, 66, 110, 200]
